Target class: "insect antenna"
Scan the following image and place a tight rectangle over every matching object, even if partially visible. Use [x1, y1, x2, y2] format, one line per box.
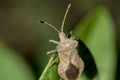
[61, 3, 71, 32]
[40, 21, 60, 34]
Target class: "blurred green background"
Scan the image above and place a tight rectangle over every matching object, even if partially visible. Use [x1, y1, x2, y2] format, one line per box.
[0, 0, 119, 80]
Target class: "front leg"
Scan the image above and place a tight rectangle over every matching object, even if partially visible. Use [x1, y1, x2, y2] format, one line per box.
[49, 39, 59, 44]
[47, 49, 57, 55]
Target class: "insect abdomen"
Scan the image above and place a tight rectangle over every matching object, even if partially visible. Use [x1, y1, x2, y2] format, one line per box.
[65, 63, 79, 80]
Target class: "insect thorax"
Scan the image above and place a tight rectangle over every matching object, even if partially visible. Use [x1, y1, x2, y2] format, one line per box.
[56, 37, 78, 54]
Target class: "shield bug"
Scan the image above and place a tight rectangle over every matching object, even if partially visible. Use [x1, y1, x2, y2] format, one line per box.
[40, 3, 84, 80]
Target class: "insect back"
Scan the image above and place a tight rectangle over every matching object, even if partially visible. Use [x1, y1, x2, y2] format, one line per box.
[61, 35, 85, 80]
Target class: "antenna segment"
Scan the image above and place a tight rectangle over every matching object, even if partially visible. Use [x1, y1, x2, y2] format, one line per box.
[39, 3, 71, 34]
[40, 21, 60, 34]
[61, 3, 71, 32]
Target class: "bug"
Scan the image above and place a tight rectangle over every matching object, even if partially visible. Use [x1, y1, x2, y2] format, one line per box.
[40, 3, 84, 80]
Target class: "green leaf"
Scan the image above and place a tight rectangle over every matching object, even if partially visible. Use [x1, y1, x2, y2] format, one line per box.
[0, 41, 34, 80]
[73, 7, 117, 80]
[39, 53, 60, 80]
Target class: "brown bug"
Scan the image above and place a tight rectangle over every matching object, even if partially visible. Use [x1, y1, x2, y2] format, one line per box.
[40, 3, 84, 80]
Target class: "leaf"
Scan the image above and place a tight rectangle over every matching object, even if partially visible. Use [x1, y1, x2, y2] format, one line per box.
[73, 7, 117, 80]
[0, 41, 34, 80]
[39, 53, 60, 80]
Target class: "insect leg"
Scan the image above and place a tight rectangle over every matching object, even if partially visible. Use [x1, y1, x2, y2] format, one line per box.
[48, 56, 59, 67]
[49, 39, 59, 44]
[47, 49, 57, 55]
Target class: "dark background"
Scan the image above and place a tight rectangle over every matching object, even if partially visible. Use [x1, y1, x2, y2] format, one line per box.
[0, 0, 119, 80]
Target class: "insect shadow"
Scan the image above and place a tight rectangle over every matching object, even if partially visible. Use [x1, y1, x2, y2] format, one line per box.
[77, 39, 98, 79]
[68, 35, 98, 79]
